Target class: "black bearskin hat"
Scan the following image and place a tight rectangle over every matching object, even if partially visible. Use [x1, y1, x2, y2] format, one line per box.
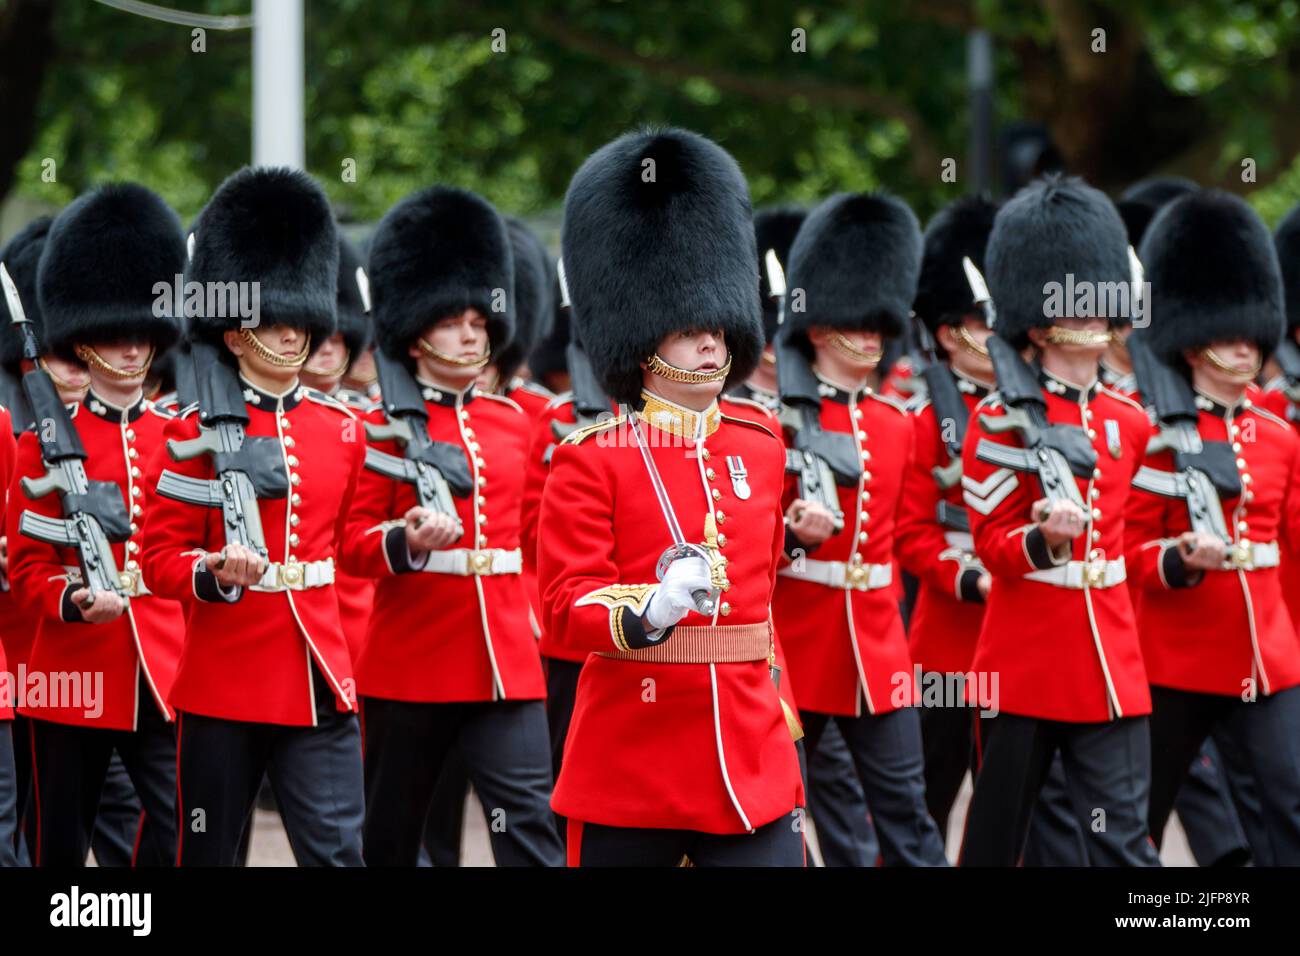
[368, 185, 514, 363]
[781, 192, 921, 353]
[1139, 190, 1283, 364]
[187, 167, 338, 349]
[495, 217, 554, 385]
[985, 175, 1132, 351]
[754, 206, 806, 344]
[561, 127, 763, 407]
[1273, 202, 1300, 338]
[37, 184, 185, 360]
[0, 216, 54, 376]
[334, 234, 371, 361]
[913, 195, 999, 337]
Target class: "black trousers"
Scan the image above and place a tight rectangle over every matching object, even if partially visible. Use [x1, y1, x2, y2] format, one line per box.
[1148, 684, 1300, 865]
[542, 656, 583, 781]
[960, 712, 1159, 867]
[0, 723, 17, 867]
[362, 696, 562, 867]
[801, 707, 948, 866]
[177, 665, 364, 867]
[569, 813, 804, 866]
[421, 750, 469, 866]
[1021, 756, 1089, 865]
[1210, 728, 1271, 864]
[89, 752, 152, 866]
[806, 720, 877, 866]
[28, 677, 177, 868]
[1172, 739, 1251, 866]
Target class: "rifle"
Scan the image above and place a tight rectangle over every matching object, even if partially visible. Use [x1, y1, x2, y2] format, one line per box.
[155, 340, 288, 560]
[1274, 338, 1300, 405]
[773, 331, 860, 534]
[973, 335, 1096, 512]
[361, 350, 472, 525]
[2, 264, 132, 603]
[1127, 333, 1237, 544]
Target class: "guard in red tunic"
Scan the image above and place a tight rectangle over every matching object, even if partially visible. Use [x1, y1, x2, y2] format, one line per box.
[895, 196, 999, 839]
[0, 216, 58, 863]
[7, 185, 187, 866]
[341, 186, 562, 867]
[957, 176, 1159, 866]
[770, 192, 946, 866]
[141, 167, 366, 866]
[300, 236, 378, 668]
[1125, 190, 1300, 862]
[540, 127, 804, 865]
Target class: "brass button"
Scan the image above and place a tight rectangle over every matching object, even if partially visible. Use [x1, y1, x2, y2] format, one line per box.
[127, 541, 139, 553]
[1090, 488, 1100, 500]
[290, 473, 301, 486]
[719, 601, 731, 617]
[858, 531, 868, 543]
[853, 409, 863, 419]
[477, 476, 487, 487]
[475, 458, 486, 469]
[1232, 442, 1242, 453]
[860, 511, 869, 521]
[289, 533, 300, 546]
[857, 430, 867, 440]
[715, 511, 726, 523]
[1236, 458, 1247, 469]
[706, 468, 716, 481]
[861, 490, 871, 502]
[125, 429, 136, 441]
[1093, 468, 1102, 479]
[861, 452, 870, 463]
[290, 514, 300, 526]
[283, 437, 295, 448]
[1238, 520, 1249, 532]
[131, 466, 141, 478]
[130, 522, 139, 534]
[280, 417, 291, 429]
[477, 535, 487, 547]
[287, 455, 299, 467]
[862, 471, 872, 481]
[459, 410, 470, 421]
[1092, 508, 1102, 520]
[132, 504, 143, 517]
[1087, 429, 1097, 440]
[477, 514, 487, 524]
[701, 448, 710, 461]
[291, 493, 302, 505]
[1092, 530, 1101, 541]
[477, 495, 487, 507]
[1242, 473, 1252, 485]
[126, 559, 139, 571]
[711, 488, 721, 501]
[132, 486, 142, 497]
[716, 533, 727, 547]
[128, 448, 139, 460]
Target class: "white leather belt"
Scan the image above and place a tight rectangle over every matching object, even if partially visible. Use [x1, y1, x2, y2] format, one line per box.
[943, 531, 975, 551]
[1223, 539, 1280, 571]
[63, 565, 152, 597]
[1024, 556, 1126, 589]
[421, 547, 522, 576]
[252, 557, 336, 592]
[779, 558, 893, 591]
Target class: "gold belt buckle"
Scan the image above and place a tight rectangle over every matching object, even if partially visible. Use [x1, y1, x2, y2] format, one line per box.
[1084, 559, 1106, 588]
[279, 559, 303, 588]
[846, 556, 870, 590]
[118, 569, 140, 595]
[469, 549, 494, 575]
[1231, 540, 1253, 570]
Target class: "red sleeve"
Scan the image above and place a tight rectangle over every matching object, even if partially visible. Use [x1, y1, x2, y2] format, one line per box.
[338, 409, 408, 578]
[139, 414, 223, 602]
[7, 432, 81, 620]
[895, 407, 979, 598]
[960, 402, 1067, 577]
[1122, 426, 1195, 591]
[537, 440, 656, 655]
[520, 406, 563, 573]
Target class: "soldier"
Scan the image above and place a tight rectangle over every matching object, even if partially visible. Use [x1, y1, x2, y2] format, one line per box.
[539, 127, 804, 865]
[0, 216, 58, 863]
[0, 393, 15, 866]
[957, 176, 1158, 867]
[141, 167, 366, 866]
[771, 191, 947, 866]
[1126, 190, 1300, 863]
[7, 184, 187, 866]
[896, 196, 998, 841]
[341, 185, 562, 867]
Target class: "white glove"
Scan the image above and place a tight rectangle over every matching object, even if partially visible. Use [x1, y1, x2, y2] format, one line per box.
[644, 555, 713, 632]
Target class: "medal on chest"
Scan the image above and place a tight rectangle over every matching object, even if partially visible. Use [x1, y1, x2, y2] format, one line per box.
[726, 455, 751, 500]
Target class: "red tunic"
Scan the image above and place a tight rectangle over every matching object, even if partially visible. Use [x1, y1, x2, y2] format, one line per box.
[8, 395, 184, 730]
[505, 379, 557, 642]
[1257, 381, 1300, 630]
[0, 406, 15, 721]
[895, 383, 989, 675]
[1126, 393, 1300, 697]
[340, 384, 545, 703]
[328, 388, 376, 665]
[961, 374, 1151, 723]
[772, 381, 916, 717]
[540, 392, 802, 833]
[141, 382, 363, 726]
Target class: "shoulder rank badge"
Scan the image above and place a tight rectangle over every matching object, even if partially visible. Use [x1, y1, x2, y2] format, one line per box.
[1104, 418, 1122, 459]
[726, 455, 751, 499]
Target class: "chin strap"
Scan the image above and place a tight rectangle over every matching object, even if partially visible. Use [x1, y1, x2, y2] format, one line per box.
[827, 330, 883, 364]
[74, 344, 155, 381]
[303, 346, 351, 378]
[1201, 346, 1261, 380]
[239, 328, 311, 367]
[1043, 326, 1113, 347]
[645, 352, 732, 384]
[952, 324, 990, 358]
[417, 337, 491, 369]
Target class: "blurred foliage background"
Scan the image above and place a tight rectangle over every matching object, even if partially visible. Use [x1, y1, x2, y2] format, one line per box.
[4, 0, 1300, 235]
